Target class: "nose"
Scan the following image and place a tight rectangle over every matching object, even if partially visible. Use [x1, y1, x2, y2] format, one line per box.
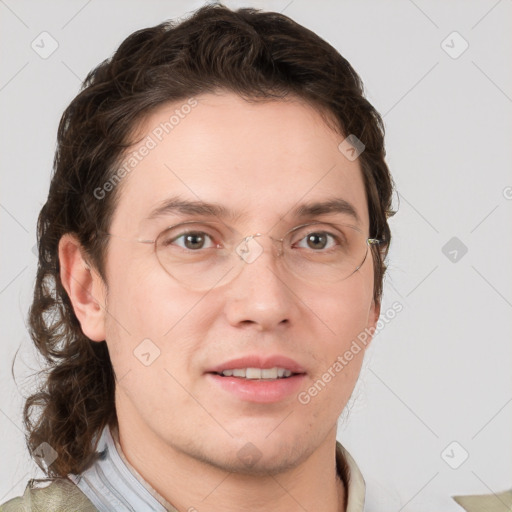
[222, 235, 298, 331]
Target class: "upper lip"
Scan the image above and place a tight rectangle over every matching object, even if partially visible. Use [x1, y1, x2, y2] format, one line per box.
[206, 355, 307, 374]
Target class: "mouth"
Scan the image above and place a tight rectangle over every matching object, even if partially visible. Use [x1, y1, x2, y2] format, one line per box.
[205, 355, 307, 403]
[211, 367, 301, 380]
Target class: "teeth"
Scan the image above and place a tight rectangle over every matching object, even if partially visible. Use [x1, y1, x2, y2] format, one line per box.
[261, 368, 276, 379]
[247, 368, 263, 379]
[220, 367, 294, 379]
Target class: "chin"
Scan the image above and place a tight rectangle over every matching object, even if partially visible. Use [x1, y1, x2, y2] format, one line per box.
[208, 443, 308, 476]
[206, 430, 312, 475]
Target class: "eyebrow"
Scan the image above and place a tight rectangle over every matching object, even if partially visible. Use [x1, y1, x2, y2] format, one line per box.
[294, 198, 360, 223]
[145, 196, 361, 224]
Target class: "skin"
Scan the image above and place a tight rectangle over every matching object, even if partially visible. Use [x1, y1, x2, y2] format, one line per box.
[59, 91, 381, 512]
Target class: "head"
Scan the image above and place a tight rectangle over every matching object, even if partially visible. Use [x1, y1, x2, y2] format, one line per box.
[25, 3, 395, 477]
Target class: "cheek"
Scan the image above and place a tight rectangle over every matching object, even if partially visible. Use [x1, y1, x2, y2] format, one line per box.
[302, 281, 372, 401]
[301, 289, 370, 416]
[104, 245, 196, 337]
[315, 277, 374, 346]
[102, 254, 204, 382]
[103, 274, 206, 422]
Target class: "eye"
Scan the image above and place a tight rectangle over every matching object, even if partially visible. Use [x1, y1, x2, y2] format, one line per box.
[159, 228, 219, 251]
[295, 231, 338, 251]
[176, 231, 215, 250]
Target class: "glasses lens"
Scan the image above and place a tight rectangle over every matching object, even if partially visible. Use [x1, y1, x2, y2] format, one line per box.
[283, 222, 369, 284]
[155, 221, 370, 291]
[155, 222, 237, 290]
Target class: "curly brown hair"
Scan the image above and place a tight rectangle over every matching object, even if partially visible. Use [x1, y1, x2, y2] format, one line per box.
[23, 3, 396, 478]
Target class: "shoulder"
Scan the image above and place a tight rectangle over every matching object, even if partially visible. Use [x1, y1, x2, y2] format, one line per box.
[0, 477, 98, 512]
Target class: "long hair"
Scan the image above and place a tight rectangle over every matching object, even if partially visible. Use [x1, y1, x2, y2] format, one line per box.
[23, 3, 396, 477]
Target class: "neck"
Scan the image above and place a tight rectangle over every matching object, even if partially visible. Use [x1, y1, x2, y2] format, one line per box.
[114, 412, 346, 512]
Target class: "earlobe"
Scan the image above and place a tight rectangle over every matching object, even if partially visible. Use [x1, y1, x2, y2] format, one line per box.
[365, 298, 381, 347]
[58, 234, 107, 342]
[371, 299, 381, 326]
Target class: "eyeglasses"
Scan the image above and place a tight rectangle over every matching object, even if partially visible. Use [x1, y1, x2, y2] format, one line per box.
[105, 220, 385, 291]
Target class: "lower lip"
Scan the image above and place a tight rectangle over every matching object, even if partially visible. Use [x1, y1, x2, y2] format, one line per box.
[206, 373, 306, 403]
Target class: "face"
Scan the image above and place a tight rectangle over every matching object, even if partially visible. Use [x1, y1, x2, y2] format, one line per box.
[93, 92, 379, 474]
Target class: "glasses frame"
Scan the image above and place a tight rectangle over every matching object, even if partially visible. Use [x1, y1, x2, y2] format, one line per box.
[102, 219, 386, 289]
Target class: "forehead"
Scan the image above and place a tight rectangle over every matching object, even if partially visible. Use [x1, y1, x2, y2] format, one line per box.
[109, 92, 369, 233]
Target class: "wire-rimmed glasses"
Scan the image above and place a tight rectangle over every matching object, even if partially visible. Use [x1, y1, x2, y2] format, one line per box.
[104, 220, 385, 291]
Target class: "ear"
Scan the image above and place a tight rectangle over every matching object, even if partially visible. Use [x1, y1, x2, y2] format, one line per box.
[365, 298, 381, 347]
[58, 233, 107, 342]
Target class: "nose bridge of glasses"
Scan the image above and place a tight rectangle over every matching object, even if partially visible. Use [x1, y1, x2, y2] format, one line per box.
[232, 232, 285, 266]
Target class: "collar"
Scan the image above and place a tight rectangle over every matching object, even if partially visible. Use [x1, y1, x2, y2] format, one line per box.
[68, 424, 366, 512]
[337, 440, 366, 512]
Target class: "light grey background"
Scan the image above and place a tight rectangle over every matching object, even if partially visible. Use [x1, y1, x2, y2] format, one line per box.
[1, 0, 511, 510]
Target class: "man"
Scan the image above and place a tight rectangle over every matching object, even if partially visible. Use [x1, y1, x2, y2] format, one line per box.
[1, 3, 396, 511]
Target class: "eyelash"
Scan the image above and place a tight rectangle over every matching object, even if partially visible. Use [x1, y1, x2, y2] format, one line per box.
[165, 228, 341, 251]
[170, 231, 218, 250]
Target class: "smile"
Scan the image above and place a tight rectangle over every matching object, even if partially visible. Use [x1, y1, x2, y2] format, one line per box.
[216, 367, 294, 379]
